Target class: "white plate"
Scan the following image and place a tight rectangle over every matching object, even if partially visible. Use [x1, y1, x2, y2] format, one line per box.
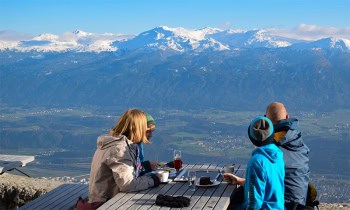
[195, 180, 220, 187]
[174, 176, 188, 182]
[160, 180, 172, 184]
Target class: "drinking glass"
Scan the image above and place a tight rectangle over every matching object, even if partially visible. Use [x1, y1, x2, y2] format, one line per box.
[218, 167, 225, 181]
[173, 150, 182, 172]
[188, 170, 196, 191]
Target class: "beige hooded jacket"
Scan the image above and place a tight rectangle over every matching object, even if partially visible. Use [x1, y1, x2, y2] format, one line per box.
[89, 135, 155, 203]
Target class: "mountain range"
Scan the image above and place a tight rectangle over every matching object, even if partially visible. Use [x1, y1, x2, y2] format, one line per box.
[1, 26, 350, 111]
[1, 26, 350, 52]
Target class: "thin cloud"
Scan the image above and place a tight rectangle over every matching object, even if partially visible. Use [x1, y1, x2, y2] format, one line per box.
[267, 24, 350, 40]
[219, 22, 232, 30]
[0, 30, 33, 41]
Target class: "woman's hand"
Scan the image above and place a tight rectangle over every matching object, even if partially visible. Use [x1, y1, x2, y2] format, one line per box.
[223, 173, 245, 185]
[150, 161, 159, 170]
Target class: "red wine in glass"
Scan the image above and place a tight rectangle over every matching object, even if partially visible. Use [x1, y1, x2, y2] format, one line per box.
[174, 158, 182, 172]
[173, 150, 182, 171]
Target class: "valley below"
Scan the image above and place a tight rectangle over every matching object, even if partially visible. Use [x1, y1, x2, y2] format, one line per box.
[0, 105, 349, 203]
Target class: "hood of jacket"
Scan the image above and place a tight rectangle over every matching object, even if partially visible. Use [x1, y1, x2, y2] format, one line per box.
[252, 144, 281, 164]
[274, 118, 305, 150]
[97, 134, 132, 150]
[274, 118, 299, 132]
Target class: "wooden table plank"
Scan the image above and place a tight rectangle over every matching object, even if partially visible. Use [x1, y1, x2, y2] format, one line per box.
[192, 187, 218, 210]
[170, 166, 207, 210]
[213, 185, 235, 210]
[123, 185, 166, 210]
[202, 183, 229, 210]
[185, 183, 207, 209]
[113, 189, 152, 209]
[135, 182, 176, 210]
[191, 164, 223, 210]
[157, 165, 198, 210]
[98, 192, 129, 210]
[182, 164, 213, 209]
[20, 184, 72, 209]
[57, 185, 89, 210]
[97, 163, 237, 210]
[108, 191, 145, 209]
[149, 182, 186, 210]
[200, 164, 227, 210]
[135, 165, 197, 210]
[19, 184, 88, 210]
[124, 187, 162, 210]
[126, 168, 188, 210]
[37, 184, 87, 210]
[54, 185, 88, 210]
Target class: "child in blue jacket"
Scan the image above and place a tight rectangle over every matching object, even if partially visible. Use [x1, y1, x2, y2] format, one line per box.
[224, 116, 285, 210]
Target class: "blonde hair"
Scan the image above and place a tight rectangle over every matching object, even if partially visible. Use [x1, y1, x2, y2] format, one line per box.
[109, 109, 150, 144]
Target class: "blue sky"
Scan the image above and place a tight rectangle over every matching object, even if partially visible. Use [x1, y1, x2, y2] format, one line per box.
[1, 0, 349, 36]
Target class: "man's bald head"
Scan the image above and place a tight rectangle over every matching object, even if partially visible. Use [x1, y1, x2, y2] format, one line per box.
[265, 102, 288, 124]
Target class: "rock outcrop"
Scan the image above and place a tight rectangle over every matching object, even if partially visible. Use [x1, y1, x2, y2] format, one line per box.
[0, 173, 63, 209]
[318, 203, 350, 210]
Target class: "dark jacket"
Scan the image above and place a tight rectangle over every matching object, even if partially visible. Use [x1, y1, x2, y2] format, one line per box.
[274, 118, 310, 206]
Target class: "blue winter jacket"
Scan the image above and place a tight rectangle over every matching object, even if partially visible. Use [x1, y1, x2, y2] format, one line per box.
[274, 118, 310, 205]
[243, 143, 285, 210]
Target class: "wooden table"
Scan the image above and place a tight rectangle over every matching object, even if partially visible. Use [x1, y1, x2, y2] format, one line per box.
[0, 154, 35, 175]
[98, 164, 238, 210]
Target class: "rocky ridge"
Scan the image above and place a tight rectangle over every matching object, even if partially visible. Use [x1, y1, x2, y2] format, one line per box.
[0, 173, 63, 209]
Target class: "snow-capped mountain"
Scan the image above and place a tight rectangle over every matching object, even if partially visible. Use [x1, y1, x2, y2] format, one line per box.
[112, 26, 228, 52]
[208, 29, 297, 48]
[1, 27, 349, 52]
[0, 30, 132, 52]
[292, 37, 350, 51]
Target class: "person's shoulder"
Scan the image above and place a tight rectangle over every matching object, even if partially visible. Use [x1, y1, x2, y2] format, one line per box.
[249, 153, 266, 167]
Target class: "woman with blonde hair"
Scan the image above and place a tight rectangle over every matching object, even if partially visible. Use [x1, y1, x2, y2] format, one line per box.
[84, 109, 160, 209]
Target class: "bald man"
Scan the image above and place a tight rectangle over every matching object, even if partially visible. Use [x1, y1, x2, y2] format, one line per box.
[266, 102, 310, 209]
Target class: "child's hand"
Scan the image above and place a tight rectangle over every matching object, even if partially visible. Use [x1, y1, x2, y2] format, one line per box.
[223, 173, 244, 185]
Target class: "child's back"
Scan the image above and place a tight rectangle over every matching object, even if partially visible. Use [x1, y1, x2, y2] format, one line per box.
[243, 116, 285, 210]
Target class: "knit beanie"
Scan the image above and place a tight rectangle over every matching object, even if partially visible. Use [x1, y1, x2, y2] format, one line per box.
[248, 116, 274, 147]
[145, 113, 156, 128]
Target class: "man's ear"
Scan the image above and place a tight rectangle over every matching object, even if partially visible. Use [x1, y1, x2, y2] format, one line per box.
[286, 114, 289, 119]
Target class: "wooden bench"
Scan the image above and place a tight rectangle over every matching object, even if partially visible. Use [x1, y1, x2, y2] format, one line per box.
[19, 183, 89, 210]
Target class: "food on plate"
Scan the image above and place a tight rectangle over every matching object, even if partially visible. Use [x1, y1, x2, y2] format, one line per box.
[199, 176, 213, 185]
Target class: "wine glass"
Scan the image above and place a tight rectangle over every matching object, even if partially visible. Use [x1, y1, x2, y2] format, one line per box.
[217, 167, 225, 182]
[173, 150, 182, 172]
[188, 170, 196, 191]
